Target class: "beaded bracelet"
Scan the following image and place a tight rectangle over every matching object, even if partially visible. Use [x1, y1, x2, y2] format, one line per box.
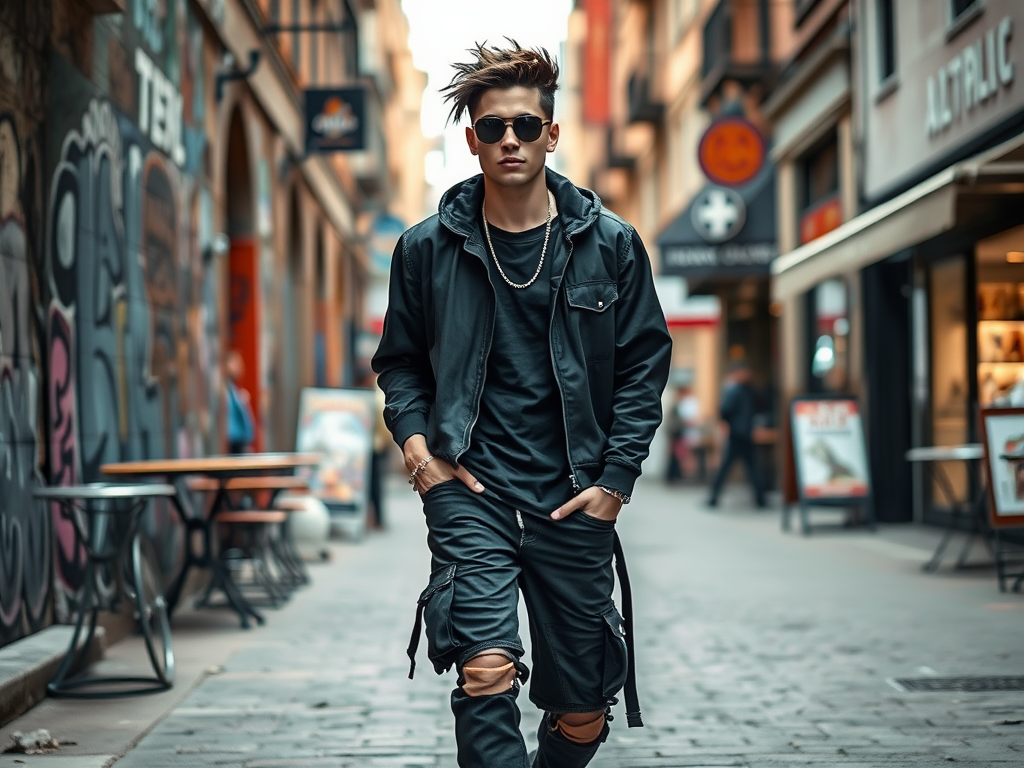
[408, 455, 434, 486]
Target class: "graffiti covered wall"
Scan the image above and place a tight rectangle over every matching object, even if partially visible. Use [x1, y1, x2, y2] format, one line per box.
[0, 0, 222, 646]
[0, 0, 55, 648]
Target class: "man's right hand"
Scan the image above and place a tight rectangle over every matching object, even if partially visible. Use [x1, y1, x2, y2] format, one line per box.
[403, 434, 485, 495]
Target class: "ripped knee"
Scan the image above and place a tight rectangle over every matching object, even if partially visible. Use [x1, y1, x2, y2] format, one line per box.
[552, 712, 606, 744]
[460, 650, 519, 697]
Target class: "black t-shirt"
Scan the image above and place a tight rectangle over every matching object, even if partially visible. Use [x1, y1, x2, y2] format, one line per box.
[459, 215, 574, 516]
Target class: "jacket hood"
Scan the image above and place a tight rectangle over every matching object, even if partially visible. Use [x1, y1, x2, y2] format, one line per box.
[437, 166, 602, 238]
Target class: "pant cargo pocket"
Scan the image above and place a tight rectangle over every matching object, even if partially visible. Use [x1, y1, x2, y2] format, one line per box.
[418, 563, 458, 674]
[601, 605, 628, 700]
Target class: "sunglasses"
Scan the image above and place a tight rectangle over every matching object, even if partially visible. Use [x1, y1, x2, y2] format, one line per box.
[472, 115, 552, 144]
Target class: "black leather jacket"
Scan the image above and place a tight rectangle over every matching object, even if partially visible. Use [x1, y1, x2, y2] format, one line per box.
[372, 167, 672, 496]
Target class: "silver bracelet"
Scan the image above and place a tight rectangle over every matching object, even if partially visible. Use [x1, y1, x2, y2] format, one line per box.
[408, 455, 434, 486]
[599, 486, 630, 505]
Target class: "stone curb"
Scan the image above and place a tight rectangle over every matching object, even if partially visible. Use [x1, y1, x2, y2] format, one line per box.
[0, 626, 105, 727]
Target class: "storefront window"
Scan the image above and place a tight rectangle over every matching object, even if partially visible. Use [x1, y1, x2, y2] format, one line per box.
[876, 0, 896, 81]
[809, 279, 848, 392]
[929, 257, 969, 506]
[950, 0, 980, 24]
[975, 225, 1024, 408]
[798, 131, 842, 245]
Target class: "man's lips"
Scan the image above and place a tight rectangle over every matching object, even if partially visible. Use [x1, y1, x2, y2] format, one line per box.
[498, 158, 525, 166]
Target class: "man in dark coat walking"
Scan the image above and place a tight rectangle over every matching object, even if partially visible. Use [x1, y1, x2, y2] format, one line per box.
[707, 361, 765, 508]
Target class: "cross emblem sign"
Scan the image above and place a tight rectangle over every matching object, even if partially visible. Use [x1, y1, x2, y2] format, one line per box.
[692, 187, 746, 243]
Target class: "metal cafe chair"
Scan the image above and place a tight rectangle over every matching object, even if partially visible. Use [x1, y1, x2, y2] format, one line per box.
[34, 483, 178, 698]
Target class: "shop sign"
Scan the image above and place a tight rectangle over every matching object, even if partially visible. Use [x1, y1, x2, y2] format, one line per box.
[691, 187, 746, 243]
[295, 387, 375, 521]
[799, 196, 843, 245]
[926, 16, 1014, 139]
[305, 87, 366, 153]
[791, 397, 870, 500]
[979, 407, 1024, 529]
[698, 116, 766, 187]
[662, 242, 777, 272]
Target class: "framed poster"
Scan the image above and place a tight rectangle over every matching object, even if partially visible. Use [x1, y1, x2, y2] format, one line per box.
[979, 407, 1024, 529]
[295, 388, 376, 531]
[787, 395, 874, 535]
[791, 396, 871, 500]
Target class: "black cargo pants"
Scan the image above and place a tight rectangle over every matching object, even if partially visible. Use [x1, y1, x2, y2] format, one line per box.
[407, 481, 639, 768]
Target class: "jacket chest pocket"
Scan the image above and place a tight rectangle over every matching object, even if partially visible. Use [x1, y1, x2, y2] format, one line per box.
[565, 280, 619, 362]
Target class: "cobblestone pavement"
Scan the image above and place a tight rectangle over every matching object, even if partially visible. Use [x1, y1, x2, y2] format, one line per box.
[107, 480, 1024, 768]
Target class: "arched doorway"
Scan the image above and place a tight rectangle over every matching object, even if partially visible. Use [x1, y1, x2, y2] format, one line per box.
[223, 107, 260, 451]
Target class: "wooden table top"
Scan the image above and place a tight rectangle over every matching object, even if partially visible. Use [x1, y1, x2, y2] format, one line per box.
[101, 453, 321, 477]
[186, 476, 311, 492]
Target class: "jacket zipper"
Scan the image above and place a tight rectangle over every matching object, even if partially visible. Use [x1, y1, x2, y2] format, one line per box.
[455, 238, 496, 464]
[550, 230, 580, 493]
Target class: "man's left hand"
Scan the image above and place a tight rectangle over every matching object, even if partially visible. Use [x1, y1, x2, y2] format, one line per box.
[551, 487, 622, 522]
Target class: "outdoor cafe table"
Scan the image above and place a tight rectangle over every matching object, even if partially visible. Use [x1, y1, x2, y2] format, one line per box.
[905, 444, 992, 572]
[33, 483, 178, 697]
[100, 454, 320, 628]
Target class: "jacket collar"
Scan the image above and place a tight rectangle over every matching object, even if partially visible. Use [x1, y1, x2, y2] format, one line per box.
[437, 166, 602, 239]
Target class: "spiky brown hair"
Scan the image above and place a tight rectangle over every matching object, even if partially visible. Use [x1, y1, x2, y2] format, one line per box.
[440, 39, 560, 125]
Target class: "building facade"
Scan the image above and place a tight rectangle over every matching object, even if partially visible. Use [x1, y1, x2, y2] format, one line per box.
[771, 0, 1024, 523]
[562, 0, 796, 482]
[0, 0, 424, 649]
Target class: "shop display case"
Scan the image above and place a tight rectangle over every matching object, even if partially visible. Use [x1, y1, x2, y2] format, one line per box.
[977, 282, 1024, 406]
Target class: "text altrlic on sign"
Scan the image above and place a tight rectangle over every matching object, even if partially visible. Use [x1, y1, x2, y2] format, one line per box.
[926, 16, 1015, 139]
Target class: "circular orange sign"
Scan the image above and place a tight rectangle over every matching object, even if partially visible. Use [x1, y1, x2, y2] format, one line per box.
[698, 117, 766, 187]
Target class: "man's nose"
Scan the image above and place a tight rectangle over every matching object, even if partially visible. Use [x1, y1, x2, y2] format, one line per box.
[499, 123, 519, 148]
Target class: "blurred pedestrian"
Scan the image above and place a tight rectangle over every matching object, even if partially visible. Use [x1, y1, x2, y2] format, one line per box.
[225, 350, 255, 454]
[676, 385, 701, 481]
[666, 384, 700, 483]
[706, 361, 765, 508]
[360, 368, 390, 531]
[664, 387, 683, 483]
[372, 41, 671, 768]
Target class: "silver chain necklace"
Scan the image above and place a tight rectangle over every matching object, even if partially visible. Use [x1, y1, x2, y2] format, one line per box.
[481, 191, 553, 290]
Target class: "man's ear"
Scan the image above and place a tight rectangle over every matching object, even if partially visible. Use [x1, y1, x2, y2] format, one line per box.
[546, 122, 559, 153]
[466, 125, 479, 156]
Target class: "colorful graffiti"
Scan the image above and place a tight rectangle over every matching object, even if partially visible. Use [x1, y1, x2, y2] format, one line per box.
[0, 0, 219, 646]
[0, 116, 53, 646]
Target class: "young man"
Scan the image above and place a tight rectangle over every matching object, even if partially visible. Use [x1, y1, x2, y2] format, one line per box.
[372, 41, 672, 768]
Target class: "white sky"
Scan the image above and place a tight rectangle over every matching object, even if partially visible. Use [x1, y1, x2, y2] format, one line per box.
[401, 0, 574, 202]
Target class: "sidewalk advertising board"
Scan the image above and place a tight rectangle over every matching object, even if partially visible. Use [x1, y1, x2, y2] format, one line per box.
[295, 388, 375, 534]
[979, 407, 1024, 529]
[787, 395, 874, 534]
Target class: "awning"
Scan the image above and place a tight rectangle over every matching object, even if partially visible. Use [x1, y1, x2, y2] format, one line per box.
[657, 165, 778, 284]
[772, 132, 1024, 300]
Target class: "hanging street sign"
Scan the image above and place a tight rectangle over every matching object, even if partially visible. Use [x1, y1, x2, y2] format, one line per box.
[698, 116, 766, 188]
[305, 87, 367, 153]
